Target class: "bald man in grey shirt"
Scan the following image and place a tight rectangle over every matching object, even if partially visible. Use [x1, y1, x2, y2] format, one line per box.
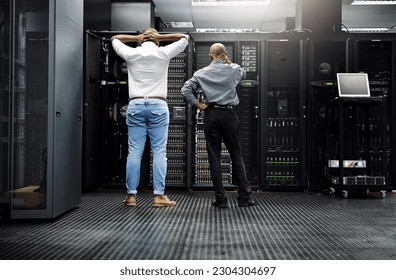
[181, 43, 256, 208]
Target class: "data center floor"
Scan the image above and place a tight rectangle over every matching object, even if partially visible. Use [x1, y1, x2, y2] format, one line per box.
[1, 190, 396, 260]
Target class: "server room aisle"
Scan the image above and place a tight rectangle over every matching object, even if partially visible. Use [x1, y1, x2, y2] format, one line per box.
[1, 190, 395, 260]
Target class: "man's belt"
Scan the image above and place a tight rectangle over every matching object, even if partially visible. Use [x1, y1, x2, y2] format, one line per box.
[129, 96, 167, 102]
[209, 104, 236, 110]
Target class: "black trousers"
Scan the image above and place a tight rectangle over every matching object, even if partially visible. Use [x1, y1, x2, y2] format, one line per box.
[203, 107, 252, 203]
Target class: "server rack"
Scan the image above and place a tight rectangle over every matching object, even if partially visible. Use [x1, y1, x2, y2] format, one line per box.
[307, 36, 350, 191]
[348, 34, 393, 192]
[193, 41, 235, 188]
[0, 0, 11, 207]
[190, 33, 260, 189]
[237, 40, 260, 186]
[354, 36, 393, 189]
[84, 31, 193, 190]
[1, 0, 83, 219]
[326, 96, 388, 198]
[308, 33, 394, 193]
[83, 31, 395, 195]
[153, 51, 193, 188]
[260, 36, 307, 190]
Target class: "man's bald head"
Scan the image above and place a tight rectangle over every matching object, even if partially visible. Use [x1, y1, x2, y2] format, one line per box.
[209, 43, 227, 57]
[209, 43, 231, 64]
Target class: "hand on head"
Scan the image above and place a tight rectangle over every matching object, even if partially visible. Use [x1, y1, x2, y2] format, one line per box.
[140, 28, 160, 45]
[218, 53, 231, 64]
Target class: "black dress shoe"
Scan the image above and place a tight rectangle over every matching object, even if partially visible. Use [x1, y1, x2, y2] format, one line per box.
[238, 200, 257, 207]
[211, 201, 228, 208]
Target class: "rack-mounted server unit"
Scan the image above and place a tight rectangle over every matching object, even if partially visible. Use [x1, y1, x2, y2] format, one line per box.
[237, 40, 260, 187]
[151, 51, 193, 188]
[192, 42, 235, 188]
[191, 36, 260, 189]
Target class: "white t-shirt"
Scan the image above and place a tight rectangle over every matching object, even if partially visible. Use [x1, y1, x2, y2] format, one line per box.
[112, 36, 189, 99]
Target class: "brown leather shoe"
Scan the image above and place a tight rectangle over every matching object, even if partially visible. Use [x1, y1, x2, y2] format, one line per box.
[152, 195, 176, 207]
[124, 195, 136, 207]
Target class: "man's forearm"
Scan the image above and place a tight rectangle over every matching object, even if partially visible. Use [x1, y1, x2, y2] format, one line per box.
[158, 33, 189, 42]
[111, 34, 142, 43]
[195, 102, 208, 111]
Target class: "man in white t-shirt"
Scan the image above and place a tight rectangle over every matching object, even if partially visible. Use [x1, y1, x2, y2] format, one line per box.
[111, 28, 189, 207]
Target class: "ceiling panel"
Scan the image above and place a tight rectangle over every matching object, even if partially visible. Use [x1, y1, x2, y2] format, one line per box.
[151, 0, 396, 33]
[342, 5, 396, 29]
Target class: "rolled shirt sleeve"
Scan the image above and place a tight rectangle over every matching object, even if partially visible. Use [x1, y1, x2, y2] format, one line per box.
[111, 39, 134, 62]
[230, 63, 247, 81]
[163, 36, 189, 59]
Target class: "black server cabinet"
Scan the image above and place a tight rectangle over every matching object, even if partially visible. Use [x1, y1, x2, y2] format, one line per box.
[84, 31, 193, 190]
[1, 0, 83, 219]
[307, 37, 350, 191]
[325, 96, 388, 197]
[260, 38, 307, 190]
[0, 0, 11, 206]
[237, 40, 260, 186]
[351, 35, 394, 190]
[159, 50, 193, 188]
[308, 34, 394, 194]
[191, 38, 260, 189]
[193, 42, 235, 188]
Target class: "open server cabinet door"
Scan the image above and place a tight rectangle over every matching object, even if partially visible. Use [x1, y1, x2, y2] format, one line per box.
[4, 0, 83, 219]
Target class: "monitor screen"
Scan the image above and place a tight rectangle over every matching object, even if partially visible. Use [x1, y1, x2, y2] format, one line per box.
[337, 73, 371, 98]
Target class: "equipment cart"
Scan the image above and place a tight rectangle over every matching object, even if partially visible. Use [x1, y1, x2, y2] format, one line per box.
[326, 97, 390, 198]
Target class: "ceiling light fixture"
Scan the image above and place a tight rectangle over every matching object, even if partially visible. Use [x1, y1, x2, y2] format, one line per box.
[351, 0, 396, 5]
[162, 22, 194, 28]
[342, 27, 390, 32]
[192, 0, 270, 6]
[196, 28, 257, 32]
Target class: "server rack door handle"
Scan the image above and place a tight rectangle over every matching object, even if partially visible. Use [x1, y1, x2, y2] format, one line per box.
[302, 106, 307, 119]
[254, 106, 259, 119]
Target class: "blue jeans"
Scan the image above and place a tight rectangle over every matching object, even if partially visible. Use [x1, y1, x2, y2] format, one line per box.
[125, 98, 169, 195]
